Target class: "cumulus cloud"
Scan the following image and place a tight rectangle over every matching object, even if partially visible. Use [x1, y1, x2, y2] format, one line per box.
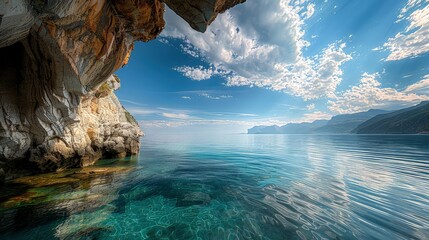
[179, 43, 201, 58]
[162, 0, 352, 100]
[174, 66, 218, 81]
[225, 42, 351, 100]
[328, 73, 429, 114]
[383, 1, 429, 61]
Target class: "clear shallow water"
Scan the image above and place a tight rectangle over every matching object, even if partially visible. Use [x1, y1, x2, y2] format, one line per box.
[1, 134, 429, 239]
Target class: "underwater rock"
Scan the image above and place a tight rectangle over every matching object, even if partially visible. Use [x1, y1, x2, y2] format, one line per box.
[64, 226, 114, 240]
[0, 0, 244, 179]
[0, 161, 134, 211]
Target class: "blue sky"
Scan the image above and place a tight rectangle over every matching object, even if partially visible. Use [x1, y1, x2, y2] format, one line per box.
[115, 0, 429, 134]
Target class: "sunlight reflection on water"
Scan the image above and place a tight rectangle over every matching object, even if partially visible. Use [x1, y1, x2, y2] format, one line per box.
[1, 134, 429, 239]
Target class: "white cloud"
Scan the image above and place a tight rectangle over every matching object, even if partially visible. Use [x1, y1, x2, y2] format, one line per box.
[180, 43, 200, 58]
[126, 106, 194, 120]
[328, 73, 429, 114]
[140, 120, 190, 129]
[383, 2, 429, 61]
[225, 42, 351, 100]
[398, 0, 426, 20]
[120, 99, 146, 106]
[404, 74, 429, 95]
[371, 47, 383, 51]
[239, 113, 258, 117]
[162, 0, 352, 100]
[306, 103, 315, 110]
[174, 66, 216, 81]
[126, 107, 158, 115]
[158, 38, 169, 44]
[199, 93, 232, 100]
[162, 113, 190, 119]
[303, 3, 315, 19]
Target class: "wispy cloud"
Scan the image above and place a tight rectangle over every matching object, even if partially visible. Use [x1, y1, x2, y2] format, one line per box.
[126, 107, 158, 115]
[239, 113, 258, 117]
[158, 38, 170, 45]
[397, 0, 426, 21]
[126, 104, 262, 123]
[404, 74, 429, 95]
[181, 96, 191, 99]
[306, 103, 315, 111]
[381, 1, 429, 61]
[199, 93, 232, 100]
[162, 113, 191, 119]
[126, 106, 194, 120]
[120, 99, 146, 106]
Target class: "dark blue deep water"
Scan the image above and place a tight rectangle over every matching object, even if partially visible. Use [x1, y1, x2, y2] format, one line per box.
[1, 134, 429, 239]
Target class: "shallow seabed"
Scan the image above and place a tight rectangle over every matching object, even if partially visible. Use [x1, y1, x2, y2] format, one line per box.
[1, 134, 429, 239]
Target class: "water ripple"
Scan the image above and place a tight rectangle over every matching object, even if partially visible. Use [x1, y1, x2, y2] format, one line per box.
[1, 134, 429, 239]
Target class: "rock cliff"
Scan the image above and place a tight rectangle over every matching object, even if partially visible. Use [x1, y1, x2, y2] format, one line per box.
[0, 0, 245, 181]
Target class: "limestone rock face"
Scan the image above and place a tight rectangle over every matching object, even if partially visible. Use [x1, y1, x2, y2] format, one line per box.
[0, 0, 244, 179]
[26, 75, 143, 174]
[162, 0, 246, 32]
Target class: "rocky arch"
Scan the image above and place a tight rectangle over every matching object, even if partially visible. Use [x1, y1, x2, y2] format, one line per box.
[0, 0, 245, 181]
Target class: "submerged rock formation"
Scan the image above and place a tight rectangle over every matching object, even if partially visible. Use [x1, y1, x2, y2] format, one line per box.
[0, 0, 245, 180]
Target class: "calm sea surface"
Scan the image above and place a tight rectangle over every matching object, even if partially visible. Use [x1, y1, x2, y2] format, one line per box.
[1, 134, 429, 239]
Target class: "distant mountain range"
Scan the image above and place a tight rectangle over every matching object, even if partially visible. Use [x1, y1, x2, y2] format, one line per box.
[248, 102, 429, 134]
[248, 109, 388, 134]
[353, 101, 429, 134]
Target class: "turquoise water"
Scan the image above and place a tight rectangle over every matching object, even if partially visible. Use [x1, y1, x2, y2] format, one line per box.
[1, 134, 429, 239]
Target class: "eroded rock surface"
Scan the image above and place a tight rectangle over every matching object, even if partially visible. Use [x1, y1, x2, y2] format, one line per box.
[162, 0, 246, 32]
[0, 0, 245, 180]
